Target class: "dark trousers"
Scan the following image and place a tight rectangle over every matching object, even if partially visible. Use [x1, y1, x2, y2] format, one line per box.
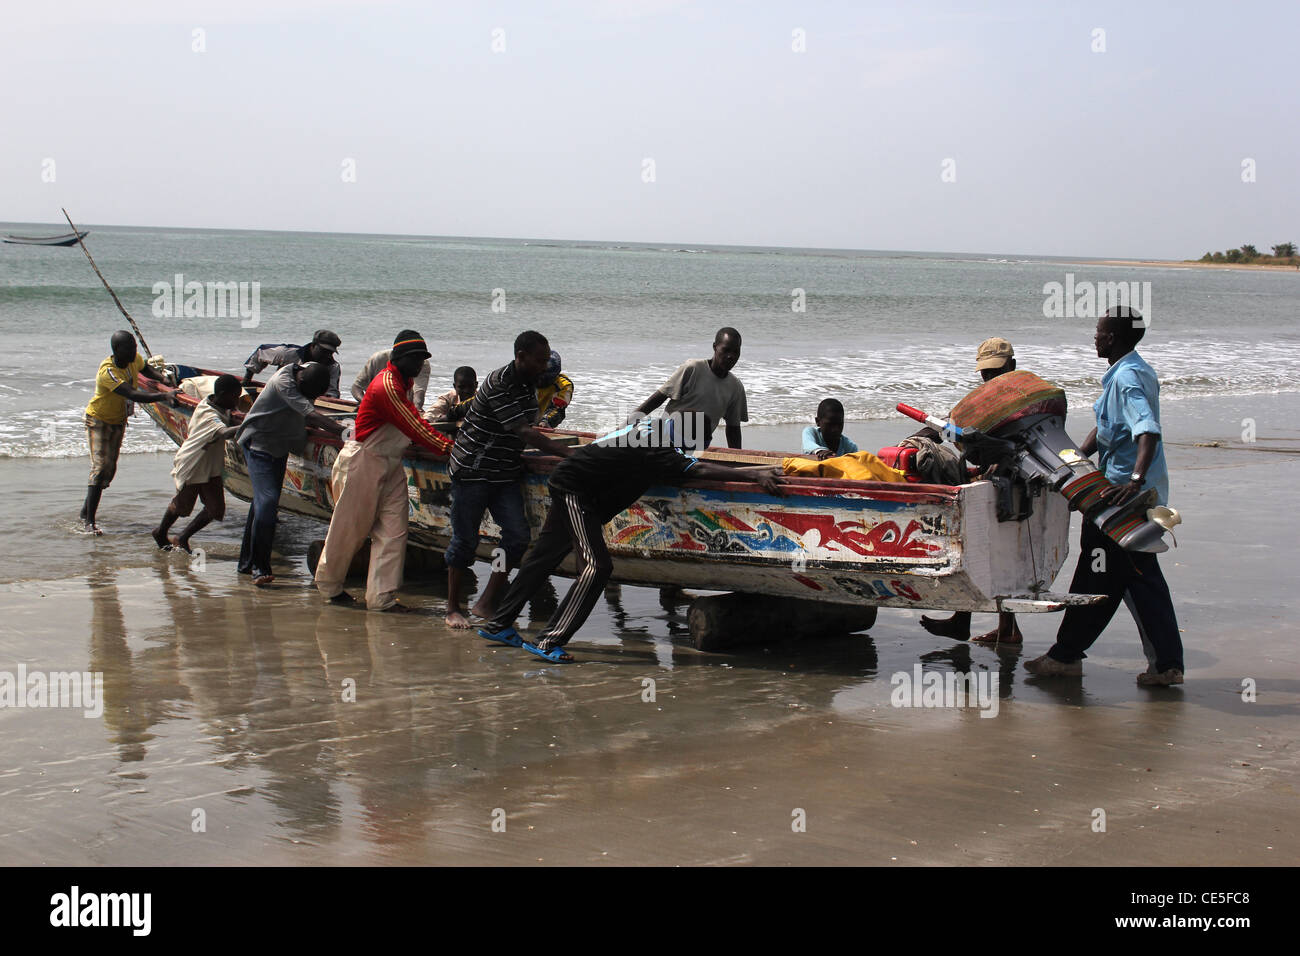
[238, 447, 287, 577]
[444, 479, 530, 569]
[489, 492, 613, 647]
[1047, 521, 1184, 672]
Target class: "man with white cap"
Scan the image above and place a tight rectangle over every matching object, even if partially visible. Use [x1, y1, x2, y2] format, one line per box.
[315, 331, 454, 611]
[919, 337, 1024, 644]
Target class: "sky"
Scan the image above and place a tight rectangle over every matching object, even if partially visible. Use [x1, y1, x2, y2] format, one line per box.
[3, 0, 1297, 258]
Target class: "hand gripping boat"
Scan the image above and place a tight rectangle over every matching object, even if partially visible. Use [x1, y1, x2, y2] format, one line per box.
[140, 368, 1113, 633]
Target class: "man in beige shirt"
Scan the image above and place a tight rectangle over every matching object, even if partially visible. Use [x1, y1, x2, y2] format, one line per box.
[352, 348, 430, 408]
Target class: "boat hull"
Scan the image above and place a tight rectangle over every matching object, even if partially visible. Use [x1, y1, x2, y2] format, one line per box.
[2, 231, 88, 247]
[142, 380, 1077, 613]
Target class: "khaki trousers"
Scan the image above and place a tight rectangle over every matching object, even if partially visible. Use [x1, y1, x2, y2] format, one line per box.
[314, 425, 411, 610]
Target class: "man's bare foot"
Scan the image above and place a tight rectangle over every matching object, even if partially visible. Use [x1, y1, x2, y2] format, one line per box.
[151, 528, 170, 550]
[81, 522, 103, 536]
[971, 627, 1023, 645]
[253, 574, 274, 587]
[445, 609, 472, 629]
[171, 537, 194, 555]
[920, 614, 971, 640]
[469, 599, 495, 621]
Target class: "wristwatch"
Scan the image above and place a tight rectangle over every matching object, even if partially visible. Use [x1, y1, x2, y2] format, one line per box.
[1130, 471, 1144, 483]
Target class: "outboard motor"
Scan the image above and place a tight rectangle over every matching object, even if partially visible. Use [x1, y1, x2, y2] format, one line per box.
[898, 371, 1173, 553]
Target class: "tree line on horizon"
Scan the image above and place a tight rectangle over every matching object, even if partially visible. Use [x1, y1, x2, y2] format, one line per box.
[1197, 242, 1297, 265]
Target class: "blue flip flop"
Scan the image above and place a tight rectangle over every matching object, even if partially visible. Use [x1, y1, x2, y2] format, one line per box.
[521, 640, 574, 663]
[478, 626, 523, 648]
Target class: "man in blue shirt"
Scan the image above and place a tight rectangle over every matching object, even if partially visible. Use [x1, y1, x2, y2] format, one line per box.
[1026, 307, 1184, 686]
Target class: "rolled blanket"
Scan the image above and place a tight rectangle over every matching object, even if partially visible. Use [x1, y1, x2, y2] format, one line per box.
[897, 435, 966, 485]
[782, 450, 908, 482]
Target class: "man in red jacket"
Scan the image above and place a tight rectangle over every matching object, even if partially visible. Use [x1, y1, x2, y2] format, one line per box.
[314, 331, 454, 611]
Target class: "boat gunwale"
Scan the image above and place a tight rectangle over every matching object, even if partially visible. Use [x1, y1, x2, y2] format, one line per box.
[145, 373, 969, 503]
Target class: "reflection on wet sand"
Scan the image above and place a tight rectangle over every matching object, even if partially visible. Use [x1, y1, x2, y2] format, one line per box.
[6, 545, 1296, 866]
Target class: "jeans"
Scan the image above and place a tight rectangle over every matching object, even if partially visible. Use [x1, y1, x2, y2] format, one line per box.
[1047, 521, 1184, 673]
[444, 479, 530, 569]
[238, 446, 288, 577]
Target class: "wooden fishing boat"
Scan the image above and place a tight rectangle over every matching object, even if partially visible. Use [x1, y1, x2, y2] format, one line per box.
[3, 230, 88, 246]
[139, 369, 1099, 630]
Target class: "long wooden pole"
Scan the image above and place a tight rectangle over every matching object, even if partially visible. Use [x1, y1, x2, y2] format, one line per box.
[62, 208, 153, 359]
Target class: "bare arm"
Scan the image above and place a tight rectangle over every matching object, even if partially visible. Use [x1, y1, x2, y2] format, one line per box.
[724, 423, 742, 449]
[631, 391, 668, 421]
[306, 410, 346, 435]
[111, 382, 165, 404]
[203, 425, 240, 447]
[1099, 432, 1160, 506]
[509, 420, 573, 458]
[138, 363, 167, 383]
[1078, 427, 1098, 457]
[688, 460, 783, 495]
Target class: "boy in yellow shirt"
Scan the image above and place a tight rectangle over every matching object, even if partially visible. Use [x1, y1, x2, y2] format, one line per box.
[81, 331, 168, 534]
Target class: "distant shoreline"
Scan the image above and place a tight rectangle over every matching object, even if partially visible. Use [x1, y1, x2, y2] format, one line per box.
[1077, 258, 1300, 272]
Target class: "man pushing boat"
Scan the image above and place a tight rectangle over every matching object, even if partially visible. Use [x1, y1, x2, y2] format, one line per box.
[236, 361, 345, 586]
[444, 331, 576, 629]
[151, 373, 242, 553]
[477, 412, 783, 662]
[80, 331, 169, 534]
[314, 331, 455, 611]
[242, 330, 343, 399]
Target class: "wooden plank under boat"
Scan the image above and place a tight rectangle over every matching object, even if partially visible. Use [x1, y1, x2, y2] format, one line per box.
[139, 369, 1094, 615]
[2, 230, 89, 247]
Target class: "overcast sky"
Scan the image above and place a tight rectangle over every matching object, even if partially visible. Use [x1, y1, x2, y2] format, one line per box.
[4, 0, 1296, 258]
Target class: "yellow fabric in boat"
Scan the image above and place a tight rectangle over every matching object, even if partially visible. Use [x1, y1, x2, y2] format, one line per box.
[782, 451, 909, 482]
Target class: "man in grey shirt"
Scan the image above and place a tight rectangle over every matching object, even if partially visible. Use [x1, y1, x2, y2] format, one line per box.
[351, 348, 430, 408]
[631, 327, 748, 448]
[236, 362, 345, 585]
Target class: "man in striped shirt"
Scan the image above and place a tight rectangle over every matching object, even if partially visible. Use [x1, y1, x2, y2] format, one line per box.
[444, 330, 574, 628]
[315, 331, 454, 611]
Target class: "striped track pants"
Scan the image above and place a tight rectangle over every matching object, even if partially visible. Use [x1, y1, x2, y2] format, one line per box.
[488, 492, 613, 647]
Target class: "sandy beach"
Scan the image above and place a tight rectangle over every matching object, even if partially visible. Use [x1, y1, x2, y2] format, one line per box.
[2, 399, 1297, 866]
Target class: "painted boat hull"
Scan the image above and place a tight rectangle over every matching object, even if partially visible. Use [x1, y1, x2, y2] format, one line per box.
[142, 379, 1079, 613]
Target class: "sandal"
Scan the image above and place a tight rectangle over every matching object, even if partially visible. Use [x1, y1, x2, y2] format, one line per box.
[478, 626, 524, 648]
[522, 640, 574, 663]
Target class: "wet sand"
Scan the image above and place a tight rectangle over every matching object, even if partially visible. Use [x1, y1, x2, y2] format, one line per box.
[2, 398, 1298, 866]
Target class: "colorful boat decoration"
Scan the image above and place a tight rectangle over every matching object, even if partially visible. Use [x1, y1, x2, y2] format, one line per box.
[140, 370, 1097, 615]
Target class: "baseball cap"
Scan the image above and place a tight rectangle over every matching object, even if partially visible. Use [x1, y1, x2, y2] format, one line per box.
[312, 329, 342, 353]
[975, 337, 1014, 371]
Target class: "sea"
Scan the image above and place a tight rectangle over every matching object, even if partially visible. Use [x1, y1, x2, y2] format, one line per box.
[3, 223, 1299, 868]
[3, 222, 1299, 462]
